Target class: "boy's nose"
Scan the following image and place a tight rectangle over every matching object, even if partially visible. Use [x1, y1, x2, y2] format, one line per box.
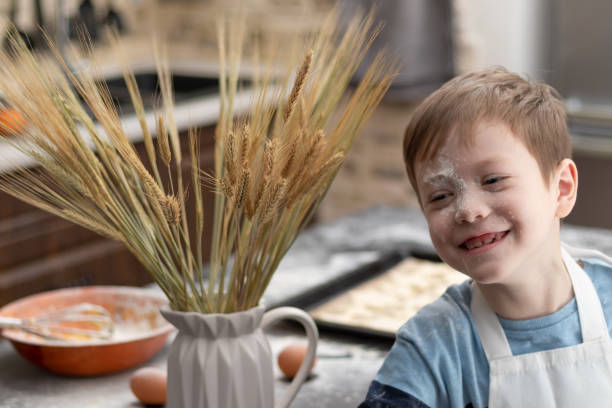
[454, 194, 489, 223]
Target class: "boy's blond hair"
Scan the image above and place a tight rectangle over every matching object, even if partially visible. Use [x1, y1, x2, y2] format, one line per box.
[403, 67, 571, 201]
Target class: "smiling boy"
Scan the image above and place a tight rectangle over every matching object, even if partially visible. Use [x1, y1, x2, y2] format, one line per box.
[359, 67, 612, 407]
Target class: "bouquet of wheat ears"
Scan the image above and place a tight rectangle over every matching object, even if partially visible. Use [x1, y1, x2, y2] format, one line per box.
[0, 10, 397, 313]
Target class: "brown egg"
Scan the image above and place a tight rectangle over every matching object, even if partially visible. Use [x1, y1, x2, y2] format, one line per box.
[129, 366, 167, 405]
[277, 344, 317, 379]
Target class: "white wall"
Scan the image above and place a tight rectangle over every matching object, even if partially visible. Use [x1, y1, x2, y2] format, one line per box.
[453, 0, 551, 80]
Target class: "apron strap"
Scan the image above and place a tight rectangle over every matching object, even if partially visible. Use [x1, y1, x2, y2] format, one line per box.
[471, 282, 513, 359]
[561, 247, 609, 342]
[470, 245, 609, 361]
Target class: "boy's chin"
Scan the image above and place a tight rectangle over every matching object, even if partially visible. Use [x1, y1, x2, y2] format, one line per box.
[466, 266, 514, 286]
[445, 259, 508, 285]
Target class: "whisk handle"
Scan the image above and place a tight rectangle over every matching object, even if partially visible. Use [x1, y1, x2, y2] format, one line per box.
[0, 316, 23, 329]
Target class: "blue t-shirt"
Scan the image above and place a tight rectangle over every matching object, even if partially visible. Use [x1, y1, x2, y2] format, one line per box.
[359, 257, 612, 408]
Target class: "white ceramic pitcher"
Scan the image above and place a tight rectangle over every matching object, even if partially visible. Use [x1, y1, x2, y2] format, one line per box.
[161, 305, 318, 408]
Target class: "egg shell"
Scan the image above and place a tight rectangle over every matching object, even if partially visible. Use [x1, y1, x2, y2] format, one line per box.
[129, 366, 167, 405]
[277, 344, 317, 379]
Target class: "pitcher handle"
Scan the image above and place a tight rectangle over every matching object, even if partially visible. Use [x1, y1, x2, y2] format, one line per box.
[262, 306, 319, 408]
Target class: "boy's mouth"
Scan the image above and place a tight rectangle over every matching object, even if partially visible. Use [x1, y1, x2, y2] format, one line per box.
[460, 231, 508, 251]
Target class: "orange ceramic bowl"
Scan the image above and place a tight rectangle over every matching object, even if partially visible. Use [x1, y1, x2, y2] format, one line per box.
[0, 286, 174, 376]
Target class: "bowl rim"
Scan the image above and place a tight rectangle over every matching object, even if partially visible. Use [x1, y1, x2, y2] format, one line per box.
[0, 285, 174, 347]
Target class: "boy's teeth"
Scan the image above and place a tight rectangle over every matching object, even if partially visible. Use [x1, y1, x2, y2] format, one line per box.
[464, 232, 504, 250]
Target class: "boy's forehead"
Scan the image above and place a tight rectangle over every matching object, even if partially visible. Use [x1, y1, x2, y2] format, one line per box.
[420, 122, 473, 162]
[418, 128, 466, 173]
[424, 119, 520, 159]
[416, 152, 463, 185]
[415, 121, 525, 183]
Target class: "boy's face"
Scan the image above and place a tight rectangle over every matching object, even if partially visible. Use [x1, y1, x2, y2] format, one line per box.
[415, 121, 565, 285]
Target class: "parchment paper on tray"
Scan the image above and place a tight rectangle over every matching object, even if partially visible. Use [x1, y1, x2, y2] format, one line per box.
[309, 257, 467, 337]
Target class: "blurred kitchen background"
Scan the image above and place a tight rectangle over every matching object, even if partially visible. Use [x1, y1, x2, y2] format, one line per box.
[0, 0, 611, 305]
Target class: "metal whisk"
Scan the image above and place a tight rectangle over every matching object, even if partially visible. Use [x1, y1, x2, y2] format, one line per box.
[0, 303, 114, 341]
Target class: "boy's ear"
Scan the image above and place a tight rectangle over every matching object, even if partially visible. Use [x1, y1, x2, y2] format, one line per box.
[554, 159, 578, 218]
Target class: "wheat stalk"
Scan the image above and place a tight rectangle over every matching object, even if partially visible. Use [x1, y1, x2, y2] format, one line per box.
[208, 9, 398, 312]
[0, 8, 398, 313]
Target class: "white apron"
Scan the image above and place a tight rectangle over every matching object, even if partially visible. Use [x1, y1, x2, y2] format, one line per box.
[470, 245, 612, 407]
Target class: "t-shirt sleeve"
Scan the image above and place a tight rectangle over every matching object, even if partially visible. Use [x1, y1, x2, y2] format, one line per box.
[358, 380, 430, 408]
[373, 320, 449, 407]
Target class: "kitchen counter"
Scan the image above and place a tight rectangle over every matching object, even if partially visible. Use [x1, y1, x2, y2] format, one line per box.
[1, 206, 612, 407]
[0, 326, 390, 408]
[0, 50, 272, 173]
[0, 79, 256, 173]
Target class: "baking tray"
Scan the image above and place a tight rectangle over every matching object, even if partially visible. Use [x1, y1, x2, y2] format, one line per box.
[305, 249, 466, 340]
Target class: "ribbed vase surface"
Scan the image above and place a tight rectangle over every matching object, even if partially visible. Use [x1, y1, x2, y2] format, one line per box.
[162, 306, 275, 408]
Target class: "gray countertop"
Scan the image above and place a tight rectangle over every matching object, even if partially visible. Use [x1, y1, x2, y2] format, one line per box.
[1, 206, 612, 407]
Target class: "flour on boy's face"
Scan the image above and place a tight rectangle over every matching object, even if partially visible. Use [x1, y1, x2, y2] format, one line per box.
[415, 121, 562, 285]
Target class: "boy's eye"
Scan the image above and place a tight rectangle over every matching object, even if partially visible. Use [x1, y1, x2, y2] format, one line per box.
[431, 193, 450, 202]
[483, 176, 503, 185]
